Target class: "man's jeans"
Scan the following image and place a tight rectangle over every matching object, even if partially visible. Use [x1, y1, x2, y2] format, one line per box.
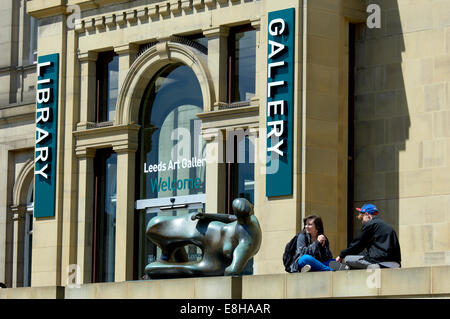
[343, 255, 374, 269]
[297, 254, 333, 272]
[344, 255, 400, 269]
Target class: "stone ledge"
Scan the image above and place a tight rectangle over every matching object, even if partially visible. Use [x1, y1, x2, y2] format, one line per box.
[0, 103, 35, 125]
[0, 286, 64, 299]
[64, 276, 242, 299]
[1, 266, 449, 299]
[242, 266, 450, 299]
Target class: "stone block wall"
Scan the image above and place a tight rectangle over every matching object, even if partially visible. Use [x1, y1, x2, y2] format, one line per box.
[354, 0, 450, 267]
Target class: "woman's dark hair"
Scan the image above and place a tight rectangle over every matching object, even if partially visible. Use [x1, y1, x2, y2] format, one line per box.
[302, 214, 324, 235]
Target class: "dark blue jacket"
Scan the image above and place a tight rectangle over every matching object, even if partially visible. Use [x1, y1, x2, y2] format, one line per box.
[339, 216, 401, 265]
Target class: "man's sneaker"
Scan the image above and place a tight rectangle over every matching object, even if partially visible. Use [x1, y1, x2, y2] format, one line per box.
[300, 264, 311, 273]
[329, 261, 350, 271]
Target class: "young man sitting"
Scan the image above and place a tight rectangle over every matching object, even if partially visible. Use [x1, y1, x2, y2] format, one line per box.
[330, 204, 401, 270]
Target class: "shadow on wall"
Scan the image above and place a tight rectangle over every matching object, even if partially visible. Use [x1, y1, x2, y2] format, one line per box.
[352, 0, 408, 238]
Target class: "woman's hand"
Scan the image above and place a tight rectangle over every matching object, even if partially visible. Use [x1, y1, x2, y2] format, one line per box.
[317, 234, 326, 246]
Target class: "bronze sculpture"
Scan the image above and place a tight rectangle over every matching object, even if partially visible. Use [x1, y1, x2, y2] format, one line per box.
[145, 198, 262, 278]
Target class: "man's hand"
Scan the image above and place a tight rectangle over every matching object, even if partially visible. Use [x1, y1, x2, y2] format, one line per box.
[335, 256, 342, 263]
[317, 234, 326, 246]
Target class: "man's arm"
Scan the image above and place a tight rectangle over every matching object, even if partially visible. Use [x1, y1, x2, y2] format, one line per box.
[339, 223, 372, 258]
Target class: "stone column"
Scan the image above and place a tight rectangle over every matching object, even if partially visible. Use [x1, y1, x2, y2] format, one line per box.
[77, 51, 98, 129]
[75, 148, 96, 283]
[113, 145, 137, 282]
[114, 44, 139, 111]
[10, 205, 25, 288]
[250, 18, 261, 104]
[203, 26, 229, 110]
[203, 128, 226, 213]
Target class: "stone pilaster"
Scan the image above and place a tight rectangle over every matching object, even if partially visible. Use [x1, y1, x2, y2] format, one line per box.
[112, 145, 137, 282]
[77, 51, 98, 129]
[203, 26, 230, 111]
[75, 148, 96, 283]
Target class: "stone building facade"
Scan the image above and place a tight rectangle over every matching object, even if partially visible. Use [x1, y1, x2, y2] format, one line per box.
[0, 0, 449, 298]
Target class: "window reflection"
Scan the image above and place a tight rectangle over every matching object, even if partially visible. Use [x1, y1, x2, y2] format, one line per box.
[93, 149, 117, 282]
[29, 16, 38, 64]
[96, 52, 119, 122]
[226, 134, 255, 212]
[229, 26, 256, 103]
[137, 64, 205, 278]
[107, 56, 119, 121]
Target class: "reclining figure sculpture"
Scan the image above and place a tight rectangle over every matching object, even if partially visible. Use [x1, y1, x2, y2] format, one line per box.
[145, 198, 262, 278]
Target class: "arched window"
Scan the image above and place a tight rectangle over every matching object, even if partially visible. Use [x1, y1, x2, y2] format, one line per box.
[136, 63, 206, 278]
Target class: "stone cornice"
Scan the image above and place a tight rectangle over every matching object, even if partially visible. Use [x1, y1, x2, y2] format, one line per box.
[27, 0, 66, 19]
[0, 103, 36, 125]
[73, 0, 258, 34]
[27, 0, 130, 18]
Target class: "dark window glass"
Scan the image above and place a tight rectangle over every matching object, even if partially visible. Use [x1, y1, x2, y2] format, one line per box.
[96, 52, 119, 122]
[228, 26, 256, 103]
[226, 134, 255, 212]
[29, 16, 38, 64]
[24, 184, 34, 287]
[225, 133, 255, 275]
[93, 149, 117, 282]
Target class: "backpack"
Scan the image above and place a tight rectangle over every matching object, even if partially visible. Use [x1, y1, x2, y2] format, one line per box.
[282, 233, 299, 272]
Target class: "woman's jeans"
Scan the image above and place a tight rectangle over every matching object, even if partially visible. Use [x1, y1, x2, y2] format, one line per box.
[297, 254, 333, 271]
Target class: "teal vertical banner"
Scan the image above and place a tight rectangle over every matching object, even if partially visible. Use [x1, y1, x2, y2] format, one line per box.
[266, 8, 295, 197]
[34, 53, 59, 218]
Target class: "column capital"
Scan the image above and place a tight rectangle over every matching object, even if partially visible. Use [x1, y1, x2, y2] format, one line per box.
[78, 51, 98, 62]
[75, 148, 97, 159]
[112, 144, 139, 153]
[114, 43, 140, 56]
[203, 25, 230, 38]
[250, 17, 261, 30]
[201, 128, 224, 142]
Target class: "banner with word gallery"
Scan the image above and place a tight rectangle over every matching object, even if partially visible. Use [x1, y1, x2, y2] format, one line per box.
[266, 8, 295, 197]
[34, 53, 59, 218]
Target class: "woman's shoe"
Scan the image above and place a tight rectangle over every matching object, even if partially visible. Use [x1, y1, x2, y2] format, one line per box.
[300, 264, 311, 273]
[329, 261, 350, 271]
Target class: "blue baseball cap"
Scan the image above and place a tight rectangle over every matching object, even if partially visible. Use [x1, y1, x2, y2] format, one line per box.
[356, 204, 378, 215]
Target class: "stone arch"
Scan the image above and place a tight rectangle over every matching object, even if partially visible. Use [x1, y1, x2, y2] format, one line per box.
[12, 159, 34, 208]
[115, 41, 215, 125]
